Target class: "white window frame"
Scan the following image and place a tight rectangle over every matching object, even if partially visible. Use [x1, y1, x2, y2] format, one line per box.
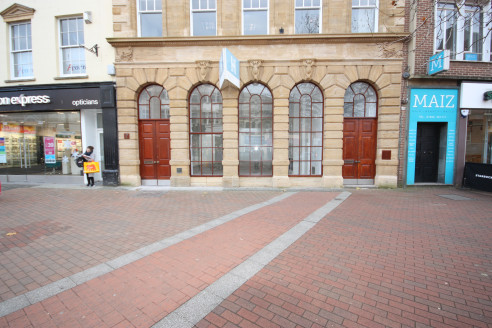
[58, 16, 86, 77]
[137, 0, 163, 37]
[434, 0, 492, 62]
[242, 0, 269, 35]
[294, 0, 322, 34]
[190, 0, 217, 36]
[9, 21, 33, 80]
[351, 0, 379, 33]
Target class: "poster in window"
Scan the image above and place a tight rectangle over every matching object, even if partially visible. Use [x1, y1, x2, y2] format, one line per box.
[0, 138, 6, 163]
[44, 136, 56, 164]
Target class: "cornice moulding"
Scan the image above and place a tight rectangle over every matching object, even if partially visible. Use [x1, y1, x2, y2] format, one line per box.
[107, 33, 409, 48]
[1, 3, 35, 22]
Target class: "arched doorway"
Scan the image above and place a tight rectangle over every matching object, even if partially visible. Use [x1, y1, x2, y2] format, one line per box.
[342, 82, 378, 185]
[138, 85, 171, 184]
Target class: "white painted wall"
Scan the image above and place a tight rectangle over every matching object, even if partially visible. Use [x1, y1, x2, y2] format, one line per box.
[0, 0, 115, 86]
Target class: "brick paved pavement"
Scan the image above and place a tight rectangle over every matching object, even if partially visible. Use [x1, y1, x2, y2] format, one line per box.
[0, 187, 280, 301]
[0, 186, 491, 328]
[199, 188, 492, 328]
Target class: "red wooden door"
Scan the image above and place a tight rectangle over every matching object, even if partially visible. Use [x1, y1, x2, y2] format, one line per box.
[139, 120, 171, 180]
[342, 118, 377, 182]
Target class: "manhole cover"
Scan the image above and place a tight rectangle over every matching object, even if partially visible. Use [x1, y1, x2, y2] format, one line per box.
[438, 194, 472, 201]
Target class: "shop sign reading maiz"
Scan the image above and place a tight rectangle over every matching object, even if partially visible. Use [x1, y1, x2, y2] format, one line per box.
[0, 94, 51, 106]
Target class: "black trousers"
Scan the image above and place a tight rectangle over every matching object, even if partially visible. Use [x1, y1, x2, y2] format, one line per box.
[86, 174, 94, 186]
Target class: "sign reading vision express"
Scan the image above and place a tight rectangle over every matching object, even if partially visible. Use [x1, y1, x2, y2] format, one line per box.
[407, 88, 458, 185]
[0, 86, 101, 112]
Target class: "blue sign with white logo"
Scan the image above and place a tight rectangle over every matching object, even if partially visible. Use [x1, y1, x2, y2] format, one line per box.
[428, 50, 450, 75]
[219, 48, 240, 89]
[407, 88, 458, 185]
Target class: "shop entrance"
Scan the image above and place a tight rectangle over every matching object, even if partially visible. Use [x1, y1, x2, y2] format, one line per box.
[415, 122, 447, 183]
[342, 118, 377, 185]
[138, 120, 170, 182]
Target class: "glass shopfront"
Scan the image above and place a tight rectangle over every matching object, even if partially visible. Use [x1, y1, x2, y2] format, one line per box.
[465, 109, 492, 164]
[0, 82, 118, 185]
[0, 111, 82, 176]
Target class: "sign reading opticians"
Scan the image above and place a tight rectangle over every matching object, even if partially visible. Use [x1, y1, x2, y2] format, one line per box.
[0, 87, 101, 112]
[428, 50, 450, 75]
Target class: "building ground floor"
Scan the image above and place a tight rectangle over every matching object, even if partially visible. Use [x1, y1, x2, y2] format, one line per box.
[111, 40, 404, 188]
[0, 82, 119, 186]
[400, 79, 492, 192]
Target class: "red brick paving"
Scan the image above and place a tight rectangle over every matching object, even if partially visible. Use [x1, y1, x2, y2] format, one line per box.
[1, 191, 337, 328]
[198, 188, 492, 328]
[0, 188, 281, 301]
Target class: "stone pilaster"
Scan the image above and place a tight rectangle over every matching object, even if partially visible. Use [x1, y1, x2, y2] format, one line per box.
[221, 86, 240, 187]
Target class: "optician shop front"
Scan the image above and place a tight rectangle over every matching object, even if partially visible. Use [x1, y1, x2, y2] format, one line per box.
[0, 82, 119, 185]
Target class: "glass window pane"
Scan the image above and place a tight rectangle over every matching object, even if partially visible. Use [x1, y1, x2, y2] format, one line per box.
[202, 148, 212, 161]
[201, 119, 212, 132]
[312, 132, 322, 146]
[290, 134, 300, 147]
[312, 102, 322, 117]
[262, 118, 272, 132]
[150, 97, 161, 118]
[300, 118, 311, 131]
[262, 160, 272, 175]
[295, 9, 320, 34]
[311, 87, 323, 102]
[244, 10, 268, 35]
[213, 162, 223, 176]
[193, 12, 216, 36]
[312, 118, 323, 131]
[212, 119, 223, 132]
[300, 96, 311, 117]
[290, 103, 300, 117]
[352, 8, 376, 33]
[191, 147, 201, 161]
[191, 134, 201, 147]
[354, 95, 365, 117]
[191, 119, 200, 132]
[161, 104, 170, 119]
[202, 134, 212, 147]
[366, 103, 377, 117]
[202, 162, 212, 175]
[289, 118, 300, 132]
[192, 0, 199, 10]
[251, 96, 261, 117]
[141, 13, 162, 37]
[191, 104, 201, 118]
[213, 134, 223, 147]
[139, 105, 149, 119]
[290, 87, 301, 102]
[311, 147, 322, 161]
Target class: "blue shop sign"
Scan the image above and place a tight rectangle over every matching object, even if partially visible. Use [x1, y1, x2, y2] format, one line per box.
[219, 48, 240, 89]
[428, 50, 450, 75]
[407, 88, 458, 185]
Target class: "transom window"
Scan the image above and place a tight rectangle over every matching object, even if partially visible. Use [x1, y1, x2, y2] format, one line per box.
[138, 85, 170, 119]
[189, 84, 223, 176]
[343, 82, 377, 118]
[239, 83, 273, 176]
[191, 0, 217, 36]
[10, 21, 33, 79]
[351, 0, 379, 33]
[243, 0, 268, 35]
[138, 0, 163, 37]
[295, 0, 321, 34]
[289, 83, 323, 176]
[59, 17, 86, 76]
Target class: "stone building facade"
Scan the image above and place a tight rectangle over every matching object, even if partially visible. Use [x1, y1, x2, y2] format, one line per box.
[109, 0, 406, 188]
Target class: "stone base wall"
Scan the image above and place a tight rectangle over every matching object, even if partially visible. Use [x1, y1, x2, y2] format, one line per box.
[115, 46, 402, 188]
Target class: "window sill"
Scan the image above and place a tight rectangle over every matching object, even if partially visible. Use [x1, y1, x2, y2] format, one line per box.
[4, 78, 36, 83]
[54, 75, 89, 80]
[451, 59, 491, 64]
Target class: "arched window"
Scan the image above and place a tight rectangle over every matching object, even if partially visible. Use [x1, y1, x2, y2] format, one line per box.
[343, 82, 377, 118]
[239, 83, 273, 176]
[189, 84, 223, 176]
[138, 84, 170, 119]
[288, 83, 323, 176]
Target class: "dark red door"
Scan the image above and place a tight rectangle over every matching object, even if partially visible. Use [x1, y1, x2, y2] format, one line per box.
[343, 118, 377, 182]
[139, 120, 171, 180]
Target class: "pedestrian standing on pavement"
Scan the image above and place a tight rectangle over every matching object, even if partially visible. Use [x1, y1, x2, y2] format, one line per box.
[82, 146, 95, 187]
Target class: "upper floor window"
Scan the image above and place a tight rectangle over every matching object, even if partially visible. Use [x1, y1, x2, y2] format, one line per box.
[243, 0, 268, 35]
[138, 0, 162, 37]
[191, 0, 216, 36]
[351, 0, 378, 33]
[435, 1, 490, 61]
[10, 21, 33, 79]
[59, 17, 86, 76]
[435, 3, 458, 58]
[295, 0, 321, 34]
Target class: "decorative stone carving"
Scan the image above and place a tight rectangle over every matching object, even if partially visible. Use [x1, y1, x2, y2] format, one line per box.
[0, 3, 35, 22]
[195, 60, 211, 82]
[301, 59, 315, 80]
[248, 60, 263, 81]
[116, 47, 133, 62]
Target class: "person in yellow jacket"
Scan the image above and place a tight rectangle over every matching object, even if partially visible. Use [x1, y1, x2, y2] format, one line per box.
[82, 146, 95, 187]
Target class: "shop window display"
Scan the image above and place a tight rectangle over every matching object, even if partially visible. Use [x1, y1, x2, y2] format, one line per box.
[466, 109, 492, 164]
[0, 111, 82, 176]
